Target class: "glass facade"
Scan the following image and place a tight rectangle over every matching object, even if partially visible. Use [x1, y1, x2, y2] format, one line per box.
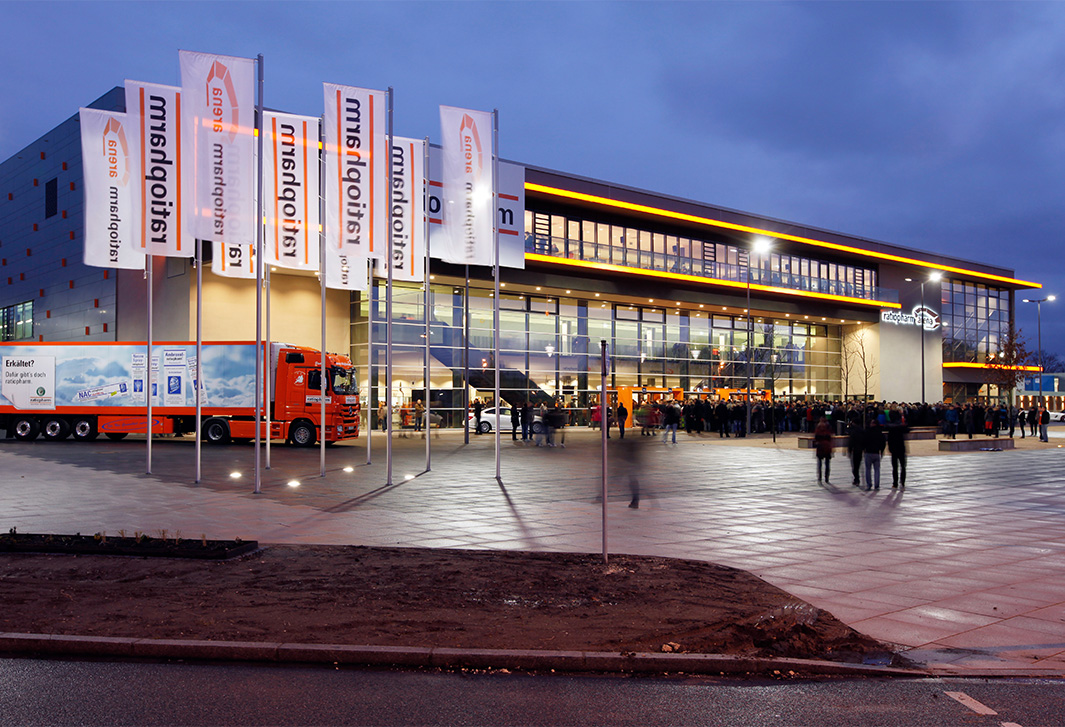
[940, 279, 1011, 363]
[525, 210, 894, 303]
[353, 281, 842, 428]
[0, 300, 33, 341]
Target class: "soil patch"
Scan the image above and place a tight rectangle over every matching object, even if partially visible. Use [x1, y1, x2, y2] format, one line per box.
[0, 545, 904, 666]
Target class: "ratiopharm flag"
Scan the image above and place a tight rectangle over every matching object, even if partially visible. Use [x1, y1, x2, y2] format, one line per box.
[124, 80, 191, 257]
[179, 50, 257, 277]
[437, 106, 494, 266]
[78, 108, 146, 270]
[375, 136, 425, 283]
[322, 83, 387, 290]
[264, 111, 320, 272]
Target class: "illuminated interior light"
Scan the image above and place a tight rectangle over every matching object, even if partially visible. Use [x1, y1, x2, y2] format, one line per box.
[566, 290, 571, 294]
[525, 183, 1042, 289]
[536, 286, 541, 290]
[595, 293, 600, 297]
[649, 298, 654, 302]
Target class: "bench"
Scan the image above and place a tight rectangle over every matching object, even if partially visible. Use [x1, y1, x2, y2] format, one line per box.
[938, 438, 1015, 451]
[798, 426, 938, 449]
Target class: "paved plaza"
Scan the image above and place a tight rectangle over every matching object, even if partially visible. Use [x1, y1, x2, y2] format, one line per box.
[2, 426, 1065, 675]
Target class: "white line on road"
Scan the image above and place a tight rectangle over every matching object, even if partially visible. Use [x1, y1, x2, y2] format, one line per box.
[944, 691, 998, 715]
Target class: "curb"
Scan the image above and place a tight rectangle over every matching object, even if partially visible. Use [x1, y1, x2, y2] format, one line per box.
[0, 633, 920, 677]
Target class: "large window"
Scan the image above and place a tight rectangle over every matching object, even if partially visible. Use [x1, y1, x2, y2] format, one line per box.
[526, 210, 881, 302]
[0, 301, 33, 341]
[940, 280, 1011, 363]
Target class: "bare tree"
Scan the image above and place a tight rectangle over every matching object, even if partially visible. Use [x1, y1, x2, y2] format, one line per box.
[841, 326, 877, 400]
[984, 323, 1031, 405]
[853, 328, 879, 400]
[840, 334, 856, 400]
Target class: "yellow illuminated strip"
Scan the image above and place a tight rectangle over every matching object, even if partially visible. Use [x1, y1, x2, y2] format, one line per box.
[943, 362, 1042, 371]
[526, 183, 1042, 289]
[525, 253, 901, 309]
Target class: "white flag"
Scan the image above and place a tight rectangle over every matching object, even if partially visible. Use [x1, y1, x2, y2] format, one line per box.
[179, 50, 257, 267]
[322, 83, 387, 290]
[78, 109, 146, 270]
[438, 106, 494, 266]
[264, 112, 320, 272]
[376, 136, 425, 283]
[124, 80, 192, 257]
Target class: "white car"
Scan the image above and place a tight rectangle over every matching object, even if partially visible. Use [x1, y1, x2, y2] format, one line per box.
[1048, 410, 1065, 423]
[467, 407, 545, 434]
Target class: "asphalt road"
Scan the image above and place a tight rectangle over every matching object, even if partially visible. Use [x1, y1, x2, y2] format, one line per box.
[2, 658, 1064, 726]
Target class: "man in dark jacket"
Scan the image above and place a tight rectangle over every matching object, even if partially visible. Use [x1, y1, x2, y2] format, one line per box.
[847, 418, 865, 487]
[863, 420, 887, 491]
[886, 409, 909, 488]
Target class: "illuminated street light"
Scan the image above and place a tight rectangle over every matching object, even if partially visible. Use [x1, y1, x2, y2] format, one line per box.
[747, 237, 772, 435]
[921, 271, 943, 404]
[1023, 295, 1057, 405]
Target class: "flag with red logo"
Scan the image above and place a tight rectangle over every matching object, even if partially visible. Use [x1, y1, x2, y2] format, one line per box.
[179, 50, 257, 277]
[437, 106, 494, 266]
[79, 108, 146, 270]
[373, 136, 425, 283]
[263, 111, 320, 272]
[322, 83, 387, 291]
[124, 80, 192, 258]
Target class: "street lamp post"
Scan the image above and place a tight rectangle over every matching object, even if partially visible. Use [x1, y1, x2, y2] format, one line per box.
[1023, 295, 1056, 405]
[919, 271, 943, 404]
[746, 238, 771, 436]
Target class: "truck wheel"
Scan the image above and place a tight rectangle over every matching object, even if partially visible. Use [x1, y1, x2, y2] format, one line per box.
[203, 419, 231, 445]
[289, 421, 316, 447]
[42, 418, 72, 441]
[13, 417, 39, 441]
[72, 418, 99, 441]
[105, 432, 128, 441]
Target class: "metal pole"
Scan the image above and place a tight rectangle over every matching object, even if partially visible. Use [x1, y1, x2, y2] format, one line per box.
[745, 251, 752, 437]
[423, 136, 431, 472]
[366, 257, 372, 465]
[920, 280, 926, 404]
[253, 53, 264, 495]
[601, 339, 608, 565]
[464, 265, 470, 445]
[319, 121, 327, 477]
[195, 239, 202, 483]
[385, 87, 394, 487]
[493, 109, 501, 481]
[265, 265, 272, 469]
[146, 255, 153, 474]
[1038, 300, 1044, 405]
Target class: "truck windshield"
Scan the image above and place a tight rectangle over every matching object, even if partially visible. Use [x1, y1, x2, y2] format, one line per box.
[331, 366, 358, 395]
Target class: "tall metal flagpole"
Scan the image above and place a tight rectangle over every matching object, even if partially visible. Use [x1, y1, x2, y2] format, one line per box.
[492, 109, 501, 481]
[265, 264, 272, 469]
[464, 266, 469, 445]
[145, 255, 153, 474]
[385, 87, 394, 487]
[423, 137, 431, 472]
[319, 123, 327, 477]
[253, 53, 264, 495]
[195, 238, 202, 483]
[366, 257, 373, 465]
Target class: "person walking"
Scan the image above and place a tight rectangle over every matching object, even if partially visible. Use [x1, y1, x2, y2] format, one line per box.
[863, 419, 887, 491]
[813, 416, 833, 485]
[886, 409, 909, 488]
[617, 401, 628, 439]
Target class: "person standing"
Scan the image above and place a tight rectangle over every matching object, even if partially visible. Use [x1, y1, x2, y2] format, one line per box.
[863, 419, 886, 491]
[414, 399, 425, 433]
[510, 401, 520, 441]
[1039, 405, 1051, 442]
[662, 401, 680, 444]
[473, 398, 484, 435]
[1029, 405, 1039, 437]
[847, 416, 865, 487]
[886, 409, 909, 488]
[813, 416, 833, 485]
[617, 401, 628, 439]
[716, 400, 729, 438]
[963, 404, 974, 439]
[520, 400, 531, 442]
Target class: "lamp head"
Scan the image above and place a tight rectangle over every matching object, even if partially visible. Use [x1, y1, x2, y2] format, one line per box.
[752, 236, 772, 255]
[929, 271, 943, 283]
[1049, 295, 1057, 302]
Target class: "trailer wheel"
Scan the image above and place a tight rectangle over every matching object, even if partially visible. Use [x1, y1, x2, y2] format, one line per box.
[42, 417, 71, 441]
[72, 417, 99, 441]
[203, 418, 231, 445]
[13, 417, 39, 441]
[289, 421, 316, 447]
[105, 432, 128, 441]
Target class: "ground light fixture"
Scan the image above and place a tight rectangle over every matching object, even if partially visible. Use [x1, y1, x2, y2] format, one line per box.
[343, 466, 354, 473]
[287, 480, 300, 488]
[229, 472, 241, 479]
[1023, 295, 1057, 405]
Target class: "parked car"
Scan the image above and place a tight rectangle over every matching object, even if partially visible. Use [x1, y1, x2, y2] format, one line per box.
[1047, 410, 1065, 423]
[466, 407, 545, 434]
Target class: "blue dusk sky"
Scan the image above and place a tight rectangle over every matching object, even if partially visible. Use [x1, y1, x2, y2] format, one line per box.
[2, 1, 1063, 354]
